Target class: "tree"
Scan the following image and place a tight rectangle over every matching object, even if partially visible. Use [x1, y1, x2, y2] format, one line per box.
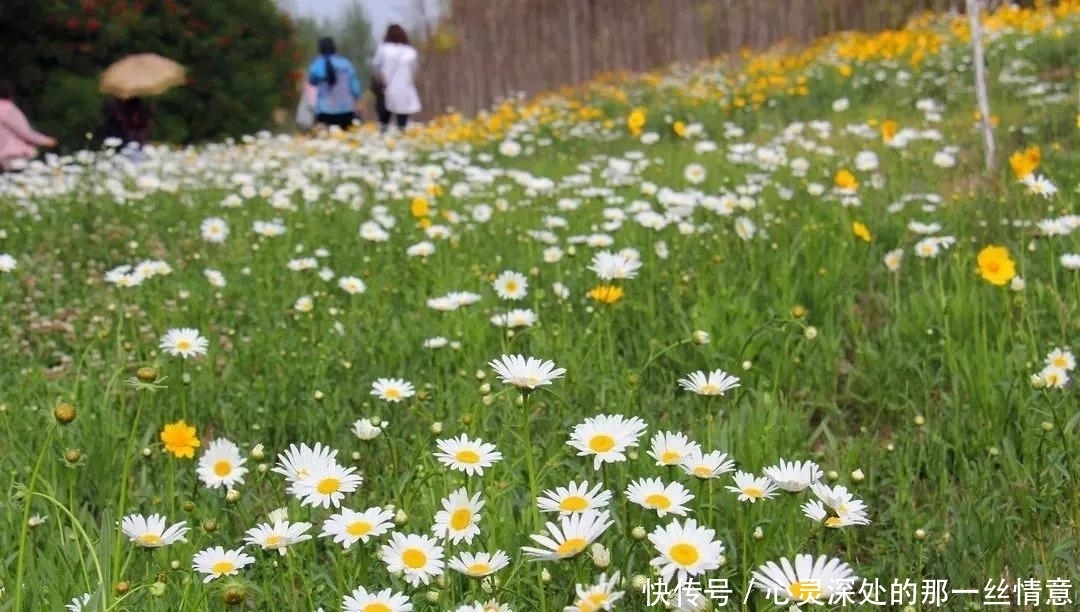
[293, 1, 377, 84]
[0, 0, 301, 149]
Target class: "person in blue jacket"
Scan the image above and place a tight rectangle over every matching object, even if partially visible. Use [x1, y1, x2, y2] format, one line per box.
[307, 37, 361, 130]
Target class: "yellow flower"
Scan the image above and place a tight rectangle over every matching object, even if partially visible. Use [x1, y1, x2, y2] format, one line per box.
[673, 121, 687, 138]
[838, 64, 853, 78]
[418, 218, 432, 230]
[1008, 145, 1040, 180]
[410, 196, 430, 219]
[852, 222, 872, 243]
[834, 169, 858, 190]
[976, 245, 1017, 286]
[160, 420, 200, 459]
[627, 108, 646, 136]
[880, 120, 898, 143]
[587, 285, 624, 304]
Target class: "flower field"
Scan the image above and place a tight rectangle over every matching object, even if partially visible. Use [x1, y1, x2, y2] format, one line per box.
[4, 3, 1080, 611]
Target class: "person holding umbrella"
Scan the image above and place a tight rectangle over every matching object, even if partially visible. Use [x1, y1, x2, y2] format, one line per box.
[98, 53, 185, 159]
[0, 79, 56, 171]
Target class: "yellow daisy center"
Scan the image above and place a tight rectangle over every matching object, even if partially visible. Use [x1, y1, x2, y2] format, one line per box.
[362, 604, 392, 612]
[789, 580, 823, 601]
[669, 542, 700, 566]
[467, 562, 491, 576]
[1053, 357, 1068, 368]
[588, 434, 615, 453]
[213, 460, 232, 477]
[576, 601, 599, 612]
[700, 383, 720, 394]
[264, 535, 285, 548]
[587, 593, 609, 605]
[556, 537, 587, 557]
[644, 493, 672, 509]
[402, 547, 427, 569]
[449, 508, 473, 531]
[384, 388, 401, 399]
[743, 486, 764, 498]
[176, 339, 192, 351]
[317, 477, 341, 495]
[455, 449, 480, 464]
[211, 560, 236, 575]
[346, 521, 372, 536]
[825, 516, 844, 528]
[660, 450, 681, 463]
[692, 466, 713, 478]
[504, 280, 518, 293]
[559, 495, 589, 512]
[137, 533, 162, 546]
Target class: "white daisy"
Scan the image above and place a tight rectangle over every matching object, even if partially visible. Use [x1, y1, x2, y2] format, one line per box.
[448, 550, 511, 578]
[191, 546, 256, 583]
[750, 554, 858, 605]
[371, 378, 416, 403]
[158, 328, 209, 359]
[762, 459, 822, 492]
[272, 442, 338, 484]
[243, 520, 313, 556]
[288, 462, 363, 509]
[647, 518, 725, 586]
[678, 448, 737, 480]
[196, 438, 248, 490]
[521, 509, 613, 561]
[488, 354, 566, 391]
[65, 593, 92, 612]
[432, 488, 485, 545]
[647, 431, 701, 466]
[492, 270, 528, 300]
[537, 480, 613, 515]
[338, 276, 367, 295]
[677, 369, 740, 396]
[566, 571, 625, 612]
[200, 217, 229, 243]
[379, 532, 445, 587]
[567, 414, 649, 471]
[320, 506, 395, 548]
[433, 434, 502, 476]
[625, 477, 694, 517]
[727, 471, 779, 503]
[342, 586, 413, 612]
[119, 513, 189, 548]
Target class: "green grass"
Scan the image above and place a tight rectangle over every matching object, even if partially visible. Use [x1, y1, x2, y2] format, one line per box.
[3, 7, 1080, 612]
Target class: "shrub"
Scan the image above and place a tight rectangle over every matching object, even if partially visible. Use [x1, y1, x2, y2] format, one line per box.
[0, 0, 301, 149]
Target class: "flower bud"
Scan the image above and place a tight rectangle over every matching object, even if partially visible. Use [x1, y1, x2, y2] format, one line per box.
[136, 366, 159, 383]
[851, 468, 865, 482]
[202, 519, 218, 533]
[541, 568, 552, 583]
[54, 402, 76, 425]
[225, 489, 240, 503]
[64, 449, 82, 464]
[313, 390, 324, 401]
[430, 421, 443, 435]
[1031, 374, 1047, 389]
[475, 369, 486, 380]
[692, 330, 711, 344]
[914, 529, 927, 540]
[425, 591, 439, 603]
[114, 582, 130, 596]
[803, 326, 818, 340]
[752, 526, 764, 539]
[631, 574, 649, 592]
[223, 584, 247, 606]
[590, 543, 611, 568]
[250, 444, 264, 460]
[791, 305, 807, 318]
[631, 526, 647, 540]
[394, 509, 408, 525]
[1041, 421, 1054, 432]
[149, 581, 166, 597]
[479, 383, 491, 395]
[914, 415, 925, 426]
[826, 470, 839, 481]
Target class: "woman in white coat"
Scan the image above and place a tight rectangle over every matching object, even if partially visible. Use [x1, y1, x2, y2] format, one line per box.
[371, 24, 421, 132]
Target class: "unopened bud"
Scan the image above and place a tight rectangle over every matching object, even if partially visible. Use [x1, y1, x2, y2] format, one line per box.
[590, 543, 611, 568]
[223, 584, 247, 606]
[915, 529, 927, 540]
[54, 402, 76, 425]
[250, 444, 264, 460]
[851, 468, 865, 482]
[425, 591, 439, 603]
[394, 509, 408, 525]
[1041, 421, 1054, 432]
[541, 568, 552, 583]
[752, 526, 764, 539]
[479, 383, 491, 395]
[914, 415, 925, 426]
[225, 489, 240, 503]
[631, 526, 647, 540]
[136, 366, 159, 383]
[114, 581, 130, 595]
[64, 449, 82, 464]
[430, 421, 443, 435]
[692, 330, 711, 344]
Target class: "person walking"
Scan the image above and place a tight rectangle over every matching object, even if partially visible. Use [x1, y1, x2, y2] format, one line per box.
[0, 80, 56, 171]
[307, 37, 361, 130]
[371, 24, 421, 132]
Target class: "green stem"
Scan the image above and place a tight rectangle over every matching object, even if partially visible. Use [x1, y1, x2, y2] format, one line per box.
[113, 394, 147, 578]
[27, 489, 109, 612]
[13, 426, 56, 612]
[519, 391, 547, 612]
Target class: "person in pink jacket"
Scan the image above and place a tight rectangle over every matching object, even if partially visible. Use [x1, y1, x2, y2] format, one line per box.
[0, 80, 56, 171]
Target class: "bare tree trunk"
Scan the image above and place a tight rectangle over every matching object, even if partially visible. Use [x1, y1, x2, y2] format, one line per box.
[967, 0, 996, 172]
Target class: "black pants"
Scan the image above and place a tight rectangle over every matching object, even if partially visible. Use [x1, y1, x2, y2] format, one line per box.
[316, 112, 355, 129]
[374, 93, 408, 129]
